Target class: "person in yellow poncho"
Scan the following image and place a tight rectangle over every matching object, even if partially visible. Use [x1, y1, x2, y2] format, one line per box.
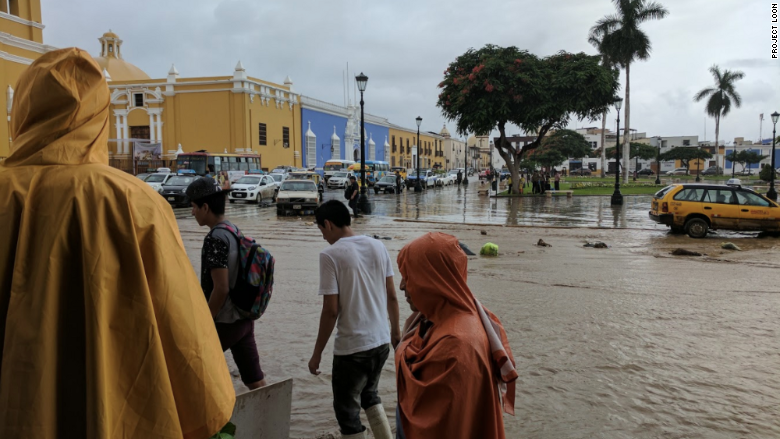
[0, 48, 235, 438]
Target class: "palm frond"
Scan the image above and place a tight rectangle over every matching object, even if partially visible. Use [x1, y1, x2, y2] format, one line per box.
[636, 2, 670, 22]
[590, 15, 622, 37]
[693, 87, 715, 102]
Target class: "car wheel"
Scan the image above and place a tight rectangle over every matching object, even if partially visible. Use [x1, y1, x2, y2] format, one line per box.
[684, 218, 708, 239]
[256, 193, 263, 206]
[374, 189, 379, 194]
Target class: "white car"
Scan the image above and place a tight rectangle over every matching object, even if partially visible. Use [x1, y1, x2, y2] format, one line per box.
[327, 171, 354, 189]
[145, 173, 175, 193]
[228, 175, 277, 205]
[276, 180, 321, 215]
[435, 173, 455, 186]
[666, 167, 689, 176]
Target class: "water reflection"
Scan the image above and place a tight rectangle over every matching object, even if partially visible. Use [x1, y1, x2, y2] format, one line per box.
[324, 185, 664, 229]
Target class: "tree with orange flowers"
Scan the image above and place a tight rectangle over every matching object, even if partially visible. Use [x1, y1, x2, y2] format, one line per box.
[437, 45, 619, 194]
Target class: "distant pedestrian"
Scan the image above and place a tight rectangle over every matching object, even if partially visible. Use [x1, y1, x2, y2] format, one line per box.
[347, 175, 360, 218]
[310, 200, 400, 439]
[187, 177, 268, 391]
[395, 173, 402, 194]
[554, 172, 560, 191]
[457, 169, 463, 185]
[531, 171, 539, 194]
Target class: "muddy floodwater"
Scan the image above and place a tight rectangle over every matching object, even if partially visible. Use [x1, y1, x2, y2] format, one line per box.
[176, 183, 780, 438]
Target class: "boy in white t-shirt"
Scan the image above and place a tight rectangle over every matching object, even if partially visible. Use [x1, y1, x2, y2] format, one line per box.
[308, 200, 400, 439]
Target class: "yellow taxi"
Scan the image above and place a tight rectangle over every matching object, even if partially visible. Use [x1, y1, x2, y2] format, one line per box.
[649, 183, 780, 238]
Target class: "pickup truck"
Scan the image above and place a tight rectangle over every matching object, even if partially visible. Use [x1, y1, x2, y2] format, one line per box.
[406, 169, 436, 188]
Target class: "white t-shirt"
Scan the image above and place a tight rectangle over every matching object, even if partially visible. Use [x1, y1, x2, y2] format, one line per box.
[319, 235, 394, 356]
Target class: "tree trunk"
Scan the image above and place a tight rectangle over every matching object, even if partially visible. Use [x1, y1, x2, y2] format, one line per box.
[714, 113, 720, 170]
[600, 110, 607, 177]
[497, 123, 520, 195]
[623, 63, 631, 184]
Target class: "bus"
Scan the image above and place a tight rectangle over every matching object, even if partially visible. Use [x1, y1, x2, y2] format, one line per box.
[176, 151, 262, 180]
[323, 159, 355, 182]
[349, 160, 390, 185]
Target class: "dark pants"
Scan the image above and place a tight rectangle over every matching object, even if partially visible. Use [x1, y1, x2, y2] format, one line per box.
[332, 344, 390, 435]
[215, 319, 264, 385]
[555, 181, 560, 191]
[348, 197, 359, 216]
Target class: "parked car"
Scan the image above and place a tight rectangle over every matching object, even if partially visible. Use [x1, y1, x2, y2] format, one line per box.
[374, 175, 404, 194]
[160, 175, 198, 207]
[136, 173, 152, 181]
[737, 169, 755, 176]
[570, 168, 592, 176]
[276, 180, 321, 215]
[407, 169, 436, 188]
[648, 183, 780, 238]
[327, 171, 354, 189]
[144, 173, 176, 193]
[666, 167, 689, 176]
[701, 166, 723, 176]
[390, 167, 407, 179]
[435, 173, 455, 186]
[637, 168, 655, 176]
[287, 171, 325, 196]
[467, 167, 476, 176]
[228, 174, 277, 205]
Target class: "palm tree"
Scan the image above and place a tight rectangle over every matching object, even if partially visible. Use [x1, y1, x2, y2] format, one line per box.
[588, 33, 617, 178]
[590, 0, 669, 183]
[694, 65, 745, 171]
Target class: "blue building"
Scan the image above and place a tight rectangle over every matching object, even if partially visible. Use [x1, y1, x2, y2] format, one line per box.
[300, 96, 390, 175]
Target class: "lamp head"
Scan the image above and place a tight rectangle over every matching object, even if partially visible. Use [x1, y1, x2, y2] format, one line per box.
[356, 72, 368, 92]
[614, 97, 623, 111]
[772, 111, 779, 125]
[416, 116, 422, 128]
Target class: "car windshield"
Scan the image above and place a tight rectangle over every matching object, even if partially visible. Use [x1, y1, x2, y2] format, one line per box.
[325, 163, 347, 171]
[136, 174, 150, 181]
[654, 185, 676, 199]
[333, 172, 348, 178]
[271, 174, 283, 182]
[379, 176, 395, 183]
[235, 177, 262, 185]
[146, 174, 168, 183]
[165, 176, 196, 186]
[448, 170, 459, 175]
[280, 181, 316, 191]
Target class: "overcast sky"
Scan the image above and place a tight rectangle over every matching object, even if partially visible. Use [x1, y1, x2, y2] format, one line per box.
[42, 0, 777, 144]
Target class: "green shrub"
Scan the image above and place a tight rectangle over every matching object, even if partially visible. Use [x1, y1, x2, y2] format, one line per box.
[759, 163, 776, 182]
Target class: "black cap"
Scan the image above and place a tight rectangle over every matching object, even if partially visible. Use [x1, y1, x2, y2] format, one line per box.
[186, 177, 233, 201]
[349, 175, 357, 180]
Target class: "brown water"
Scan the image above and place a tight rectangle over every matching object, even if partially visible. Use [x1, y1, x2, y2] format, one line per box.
[176, 186, 780, 438]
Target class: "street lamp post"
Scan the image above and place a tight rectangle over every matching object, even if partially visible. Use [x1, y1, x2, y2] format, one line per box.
[462, 139, 469, 186]
[611, 98, 624, 206]
[655, 136, 661, 185]
[414, 116, 423, 192]
[695, 146, 702, 182]
[355, 72, 371, 214]
[768, 111, 779, 201]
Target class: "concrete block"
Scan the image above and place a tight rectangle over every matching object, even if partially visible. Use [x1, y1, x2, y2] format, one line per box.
[230, 378, 293, 439]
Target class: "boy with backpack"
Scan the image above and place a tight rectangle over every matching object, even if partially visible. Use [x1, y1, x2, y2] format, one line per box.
[187, 177, 275, 390]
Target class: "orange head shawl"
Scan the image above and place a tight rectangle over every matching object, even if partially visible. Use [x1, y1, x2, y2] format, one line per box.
[0, 49, 235, 439]
[396, 232, 517, 439]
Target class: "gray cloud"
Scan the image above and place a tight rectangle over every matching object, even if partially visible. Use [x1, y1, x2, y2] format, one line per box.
[41, 0, 777, 143]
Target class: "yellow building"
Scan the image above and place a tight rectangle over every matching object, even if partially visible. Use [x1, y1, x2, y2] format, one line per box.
[103, 31, 301, 171]
[0, 0, 55, 158]
[388, 124, 443, 170]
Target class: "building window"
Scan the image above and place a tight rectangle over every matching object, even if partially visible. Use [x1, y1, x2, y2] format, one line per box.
[283, 127, 290, 147]
[258, 123, 267, 145]
[109, 44, 114, 53]
[683, 140, 691, 146]
[2, 0, 19, 16]
[133, 93, 144, 107]
[392, 135, 396, 153]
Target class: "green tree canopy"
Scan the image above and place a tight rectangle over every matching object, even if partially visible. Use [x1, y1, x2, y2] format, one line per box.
[602, 142, 657, 161]
[437, 45, 619, 193]
[527, 129, 593, 170]
[658, 147, 712, 175]
[726, 150, 768, 173]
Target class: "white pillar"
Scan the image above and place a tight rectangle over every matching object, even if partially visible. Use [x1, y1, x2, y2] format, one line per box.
[114, 114, 121, 154]
[156, 113, 163, 148]
[122, 115, 129, 154]
[149, 111, 156, 143]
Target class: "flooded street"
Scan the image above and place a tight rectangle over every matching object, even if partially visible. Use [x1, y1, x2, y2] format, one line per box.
[176, 183, 780, 438]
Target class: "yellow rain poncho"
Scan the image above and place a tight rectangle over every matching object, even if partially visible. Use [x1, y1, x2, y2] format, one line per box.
[0, 48, 235, 438]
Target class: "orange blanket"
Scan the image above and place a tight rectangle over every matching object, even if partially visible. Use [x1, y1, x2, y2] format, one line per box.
[0, 48, 235, 438]
[395, 232, 517, 438]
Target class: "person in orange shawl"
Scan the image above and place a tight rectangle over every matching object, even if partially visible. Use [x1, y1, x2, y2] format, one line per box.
[395, 232, 518, 438]
[0, 48, 235, 438]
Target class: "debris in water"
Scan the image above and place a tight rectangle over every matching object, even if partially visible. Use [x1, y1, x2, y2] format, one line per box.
[671, 248, 702, 256]
[583, 242, 609, 248]
[480, 243, 499, 256]
[480, 230, 488, 235]
[720, 242, 742, 251]
[537, 239, 551, 247]
[459, 242, 476, 255]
